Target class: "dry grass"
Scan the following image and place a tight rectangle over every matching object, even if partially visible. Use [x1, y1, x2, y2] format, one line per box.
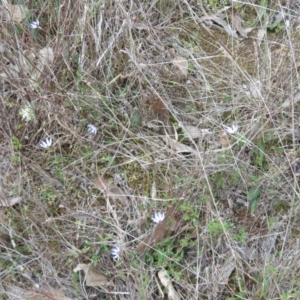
[1, 0, 300, 299]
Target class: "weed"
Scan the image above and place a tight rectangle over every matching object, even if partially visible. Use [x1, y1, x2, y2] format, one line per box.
[207, 219, 233, 236]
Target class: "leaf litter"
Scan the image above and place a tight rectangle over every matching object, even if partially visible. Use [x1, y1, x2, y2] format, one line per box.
[2, 3, 28, 23]
[0, 197, 22, 207]
[230, 8, 248, 38]
[5, 285, 71, 300]
[158, 270, 180, 300]
[172, 56, 188, 76]
[73, 263, 109, 287]
[163, 136, 198, 155]
[94, 176, 129, 204]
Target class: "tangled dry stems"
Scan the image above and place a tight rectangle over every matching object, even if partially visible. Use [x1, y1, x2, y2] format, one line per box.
[1, 0, 300, 299]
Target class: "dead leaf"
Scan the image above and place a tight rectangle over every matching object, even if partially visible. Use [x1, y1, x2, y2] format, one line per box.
[0, 197, 22, 207]
[28, 163, 63, 188]
[5, 285, 71, 300]
[135, 221, 167, 253]
[212, 256, 235, 284]
[39, 47, 54, 65]
[242, 80, 261, 99]
[135, 204, 176, 253]
[94, 176, 128, 203]
[282, 89, 300, 108]
[158, 270, 180, 300]
[73, 263, 109, 287]
[172, 57, 188, 76]
[200, 14, 238, 39]
[164, 136, 197, 155]
[28, 47, 54, 83]
[230, 8, 248, 38]
[208, 255, 235, 298]
[145, 97, 169, 116]
[257, 28, 267, 47]
[40, 290, 70, 300]
[3, 4, 27, 23]
[219, 130, 231, 148]
[179, 124, 203, 139]
[0, 63, 20, 80]
[5, 285, 27, 300]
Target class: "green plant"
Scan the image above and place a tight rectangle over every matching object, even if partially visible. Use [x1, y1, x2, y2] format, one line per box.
[247, 186, 261, 214]
[207, 219, 232, 236]
[232, 228, 247, 243]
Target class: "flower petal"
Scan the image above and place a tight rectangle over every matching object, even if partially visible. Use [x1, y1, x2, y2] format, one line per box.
[87, 124, 97, 135]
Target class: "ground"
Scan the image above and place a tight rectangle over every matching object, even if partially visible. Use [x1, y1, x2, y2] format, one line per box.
[1, 1, 300, 299]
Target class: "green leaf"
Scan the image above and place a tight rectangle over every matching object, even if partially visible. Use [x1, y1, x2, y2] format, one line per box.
[257, 137, 266, 167]
[247, 186, 261, 213]
[247, 186, 261, 201]
[12, 135, 22, 151]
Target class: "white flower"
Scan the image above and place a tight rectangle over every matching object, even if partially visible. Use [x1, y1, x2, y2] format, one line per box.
[30, 20, 41, 29]
[110, 245, 120, 260]
[151, 211, 165, 223]
[20, 104, 36, 122]
[87, 124, 97, 135]
[39, 137, 52, 148]
[224, 124, 238, 134]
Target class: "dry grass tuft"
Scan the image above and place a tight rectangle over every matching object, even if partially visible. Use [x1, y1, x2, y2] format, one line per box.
[1, 0, 300, 299]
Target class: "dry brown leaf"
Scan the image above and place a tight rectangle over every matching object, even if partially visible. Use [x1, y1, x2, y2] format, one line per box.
[180, 125, 203, 139]
[172, 56, 188, 76]
[29, 47, 54, 83]
[0, 197, 22, 207]
[257, 28, 266, 47]
[200, 14, 238, 39]
[94, 176, 128, 203]
[230, 8, 248, 38]
[0, 50, 35, 81]
[208, 255, 235, 298]
[213, 256, 235, 284]
[39, 47, 54, 65]
[219, 130, 231, 148]
[5, 285, 71, 300]
[29, 163, 63, 188]
[164, 136, 197, 154]
[30, 289, 71, 300]
[242, 80, 261, 99]
[135, 204, 176, 253]
[158, 270, 180, 300]
[145, 97, 169, 116]
[135, 221, 167, 253]
[0, 63, 20, 79]
[73, 263, 109, 287]
[282, 89, 300, 108]
[5, 285, 28, 300]
[4, 4, 27, 23]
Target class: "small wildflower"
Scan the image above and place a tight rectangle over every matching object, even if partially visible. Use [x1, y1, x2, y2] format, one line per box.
[151, 211, 165, 223]
[39, 137, 52, 148]
[110, 245, 120, 260]
[87, 124, 97, 135]
[19, 104, 36, 122]
[30, 20, 41, 29]
[224, 124, 238, 134]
